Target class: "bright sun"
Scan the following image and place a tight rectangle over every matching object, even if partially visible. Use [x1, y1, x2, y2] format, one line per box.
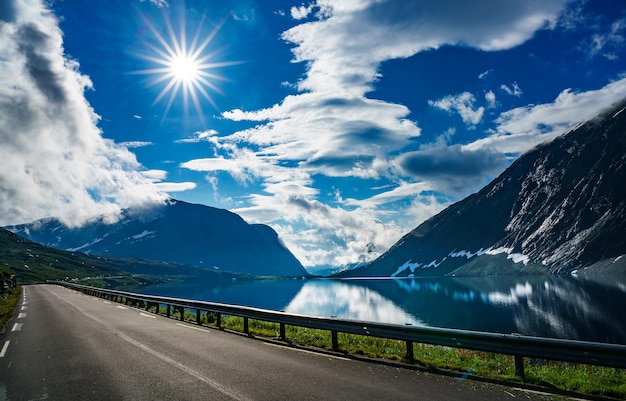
[170, 54, 200, 82]
[134, 12, 238, 122]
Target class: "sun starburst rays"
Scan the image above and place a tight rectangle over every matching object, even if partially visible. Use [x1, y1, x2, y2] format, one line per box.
[133, 11, 238, 124]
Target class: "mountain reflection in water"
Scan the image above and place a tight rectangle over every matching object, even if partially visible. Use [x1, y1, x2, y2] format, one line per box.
[130, 274, 626, 344]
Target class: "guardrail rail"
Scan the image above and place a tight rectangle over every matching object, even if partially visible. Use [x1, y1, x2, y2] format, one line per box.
[54, 281, 626, 377]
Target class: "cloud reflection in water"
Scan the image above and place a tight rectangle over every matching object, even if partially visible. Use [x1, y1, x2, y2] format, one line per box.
[284, 280, 423, 325]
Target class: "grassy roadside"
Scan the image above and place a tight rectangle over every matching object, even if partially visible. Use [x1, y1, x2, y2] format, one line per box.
[0, 286, 21, 331]
[214, 316, 626, 399]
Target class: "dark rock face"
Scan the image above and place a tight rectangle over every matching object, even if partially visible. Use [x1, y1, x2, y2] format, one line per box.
[342, 100, 626, 277]
[7, 199, 308, 277]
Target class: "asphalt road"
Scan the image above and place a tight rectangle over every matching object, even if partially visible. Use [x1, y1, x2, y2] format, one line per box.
[0, 284, 567, 400]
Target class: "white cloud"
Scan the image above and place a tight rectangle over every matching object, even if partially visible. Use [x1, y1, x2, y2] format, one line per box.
[232, 192, 415, 267]
[485, 90, 497, 108]
[140, 0, 169, 8]
[585, 18, 626, 59]
[479, 69, 492, 79]
[281, 0, 568, 94]
[501, 82, 523, 97]
[175, 129, 219, 143]
[141, 170, 196, 194]
[0, 0, 165, 227]
[344, 182, 433, 209]
[120, 141, 153, 148]
[429, 92, 485, 128]
[290, 4, 316, 20]
[467, 76, 626, 154]
[141, 169, 168, 182]
[221, 92, 420, 179]
[154, 182, 197, 192]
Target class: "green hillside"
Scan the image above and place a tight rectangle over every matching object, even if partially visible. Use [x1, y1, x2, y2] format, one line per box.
[0, 228, 238, 286]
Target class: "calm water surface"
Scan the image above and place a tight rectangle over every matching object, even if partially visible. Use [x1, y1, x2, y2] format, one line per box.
[128, 274, 626, 344]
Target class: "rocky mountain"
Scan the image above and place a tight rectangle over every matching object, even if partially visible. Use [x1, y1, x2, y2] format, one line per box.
[340, 99, 626, 277]
[7, 199, 308, 277]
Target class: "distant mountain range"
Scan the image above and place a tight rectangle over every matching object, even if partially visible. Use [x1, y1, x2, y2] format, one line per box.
[0, 226, 241, 285]
[339, 99, 626, 278]
[7, 199, 308, 277]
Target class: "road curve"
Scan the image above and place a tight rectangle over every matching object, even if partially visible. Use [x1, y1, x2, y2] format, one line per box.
[0, 284, 561, 400]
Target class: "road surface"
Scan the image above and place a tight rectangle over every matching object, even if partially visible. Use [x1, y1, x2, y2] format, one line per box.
[1, 284, 566, 400]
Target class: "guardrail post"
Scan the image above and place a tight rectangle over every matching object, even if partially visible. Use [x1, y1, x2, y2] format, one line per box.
[405, 340, 414, 364]
[179, 307, 184, 321]
[331, 331, 338, 351]
[280, 323, 286, 341]
[514, 355, 525, 377]
[216, 313, 222, 329]
[196, 309, 201, 325]
[166, 304, 171, 318]
[244, 317, 249, 335]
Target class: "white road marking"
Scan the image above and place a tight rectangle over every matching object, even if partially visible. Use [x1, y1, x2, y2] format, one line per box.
[116, 306, 129, 310]
[53, 287, 248, 401]
[264, 343, 351, 361]
[21, 306, 27, 310]
[17, 313, 27, 319]
[11, 323, 23, 332]
[0, 341, 9, 358]
[103, 301, 111, 304]
[116, 331, 252, 401]
[140, 313, 156, 319]
[175, 323, 211, 333]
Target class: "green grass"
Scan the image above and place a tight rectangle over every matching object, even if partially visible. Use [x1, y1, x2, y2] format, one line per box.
[525, 362, 626, 399]
[0, 285, 21, 330]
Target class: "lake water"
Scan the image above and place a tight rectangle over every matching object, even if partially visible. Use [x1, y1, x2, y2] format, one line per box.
[127, 274, 626, 345]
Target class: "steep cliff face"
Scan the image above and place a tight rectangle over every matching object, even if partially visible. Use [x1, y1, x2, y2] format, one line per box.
[8, 199, 308, 277]
[494, 112, 626, 269]
[341, 100, 626, 277]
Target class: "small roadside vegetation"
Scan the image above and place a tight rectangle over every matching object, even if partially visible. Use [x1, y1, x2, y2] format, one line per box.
[0, 268, 20, 330]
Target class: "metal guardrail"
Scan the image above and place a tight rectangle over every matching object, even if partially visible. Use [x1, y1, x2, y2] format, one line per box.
[55, 282, 626, 377]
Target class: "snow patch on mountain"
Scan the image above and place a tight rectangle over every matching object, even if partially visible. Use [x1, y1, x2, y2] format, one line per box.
[485, 246, 530, 265]
[131, 230, 156, 240]
[391, 261, 421, 276]
[66, 235, 107, 252]
[392, 246, 530, 276]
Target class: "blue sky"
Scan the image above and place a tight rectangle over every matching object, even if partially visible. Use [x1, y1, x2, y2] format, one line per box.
[1, 0, 625, 272]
